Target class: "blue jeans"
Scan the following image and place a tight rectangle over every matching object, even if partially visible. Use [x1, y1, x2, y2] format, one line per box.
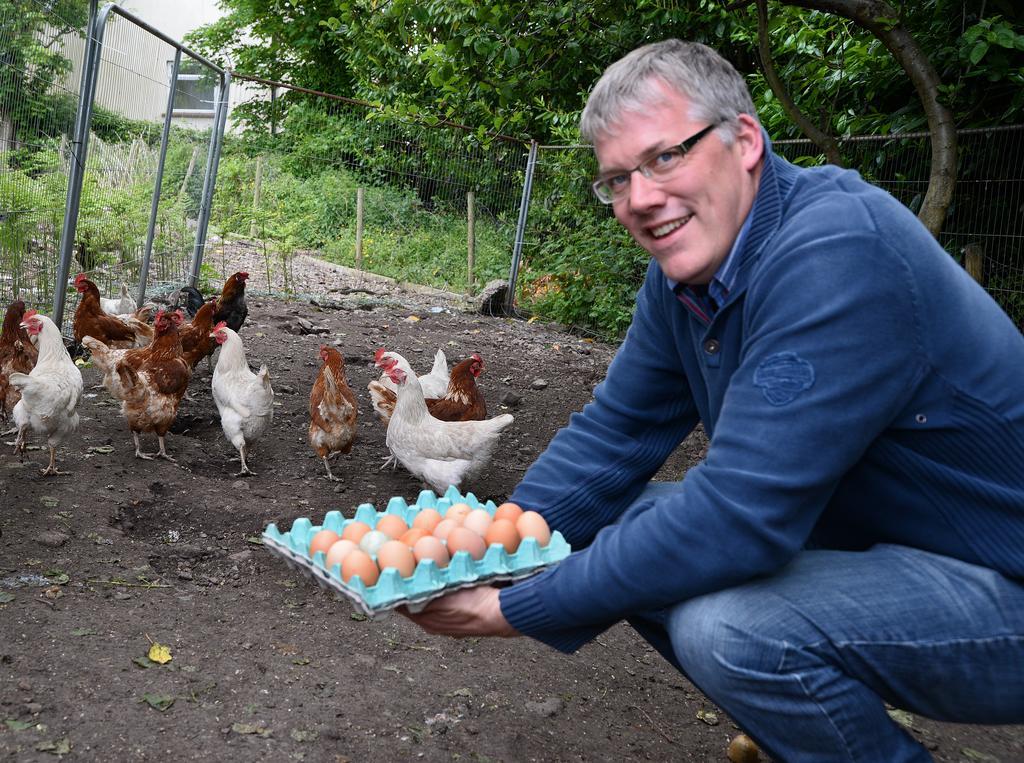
[627, 485, 1024, 762]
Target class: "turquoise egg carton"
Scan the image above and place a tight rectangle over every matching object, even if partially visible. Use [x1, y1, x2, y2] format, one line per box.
[262, 485, 571, 618]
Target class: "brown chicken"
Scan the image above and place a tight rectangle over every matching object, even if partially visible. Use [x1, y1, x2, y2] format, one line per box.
[0, 300, 39, 423]
[368, 353, 487, 425]
[72, 274, 147, 348]
[179, 299, 218, 369]
[213, 271, 249, 334]
[83, 309, 191, 460]
[308, 344, 358, 481]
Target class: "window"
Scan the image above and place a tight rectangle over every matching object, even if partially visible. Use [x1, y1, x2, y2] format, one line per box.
[169, 59, 217, 117]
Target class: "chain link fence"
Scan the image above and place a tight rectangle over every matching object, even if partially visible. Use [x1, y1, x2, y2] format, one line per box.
[208, 76, 530, 303]
[516, 125, 1024, 335]
[1, 0, 228, 333]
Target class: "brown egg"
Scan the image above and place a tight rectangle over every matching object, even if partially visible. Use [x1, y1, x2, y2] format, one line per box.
[375, 514, 410, 540]
[727, 734, 761, 763]
[376, 540, 417, 578]
[413, 535, 450, 568]
[515, 511, 551, 547]
[341, 549, 379, 586]
[399, 527, 428, 547]
[462, 508, 493, 537]
[432, 518, 459, 541]
[446, 526, 487, 560]
[325, 539, 358, 570]
[444, 502, 473, 525]
[494, 501, 524, 523]
[341, 521, 372, 544]
[411, 508, 443, 533]
[309, 529, 340, 557]
[484, 519, 521, 554]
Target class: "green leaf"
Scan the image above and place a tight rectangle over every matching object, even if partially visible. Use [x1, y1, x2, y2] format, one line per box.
[140, 694, 175, 712]
[0, 593, 14, 604]
[71, 627, 96, 636]
[5, 719, 35, 731]
[969, 40, 989, 65]
[504, 47, 519, 67]
[231, 722, 272, 737]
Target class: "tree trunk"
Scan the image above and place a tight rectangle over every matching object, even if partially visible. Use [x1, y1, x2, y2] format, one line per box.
[780, 0, 957, 237]
[755, 0, 844, 165]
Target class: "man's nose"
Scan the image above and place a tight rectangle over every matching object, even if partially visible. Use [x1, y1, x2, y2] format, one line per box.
[627, 171, 665, 211]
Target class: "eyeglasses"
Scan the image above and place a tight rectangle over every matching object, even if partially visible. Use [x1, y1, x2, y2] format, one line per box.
[591, 122, 720, 204]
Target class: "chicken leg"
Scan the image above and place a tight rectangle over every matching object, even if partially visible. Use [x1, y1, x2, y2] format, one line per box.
[234, 444, 255, 477]
[322, 455, 341, 482]
[40, 445, 69, 476]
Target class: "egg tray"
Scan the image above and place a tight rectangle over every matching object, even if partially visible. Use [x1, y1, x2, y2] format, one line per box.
[262, 486, 571, 619]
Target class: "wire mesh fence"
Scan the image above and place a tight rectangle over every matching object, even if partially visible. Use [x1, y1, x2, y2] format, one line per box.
[208, 77, 530, 302]
[0, 0, 228, 334]
[0, 0, 88, 310]
[517, 125, 1024, 336]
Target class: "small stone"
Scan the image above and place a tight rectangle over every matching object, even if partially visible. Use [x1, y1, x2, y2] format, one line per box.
[529, 378, 549, 390]
[499, 391, 523, 407]
[37, 531, 69, 548]
[525, 697, 562, 717]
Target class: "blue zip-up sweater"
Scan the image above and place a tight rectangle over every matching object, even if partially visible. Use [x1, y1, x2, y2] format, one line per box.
[499, 141, 1024, 653]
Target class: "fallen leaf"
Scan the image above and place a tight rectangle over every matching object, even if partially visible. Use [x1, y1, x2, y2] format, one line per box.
[887, 708, 915, 729]
[132, 656, 153, 669]
[86, 446, 115, 454]
[290, 728, 318, 742]
[5, 719, 34, 731]
[35, 737, 71, 754]
[961, 749, 1001, 762]
[148, 643, 172, 664]
[292, 657, 310, 666]
[0, 593, 14, 604]
[245, 536, 264, 545]
[405, 315, 421, 322]
[40, 497, 59, 508]
[71, 627, 96, 637]
[140, 693, 175, 712]
[350, 612, 367, 622]
[231, 722, 272, 737]
[696, 708, 719, 726]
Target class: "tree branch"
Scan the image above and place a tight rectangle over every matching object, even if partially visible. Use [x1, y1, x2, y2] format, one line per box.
[781, 0, 957, 236]
[755, 0, 844, 165]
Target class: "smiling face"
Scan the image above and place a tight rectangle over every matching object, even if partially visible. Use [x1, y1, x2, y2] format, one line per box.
[594, 81, 764, 285]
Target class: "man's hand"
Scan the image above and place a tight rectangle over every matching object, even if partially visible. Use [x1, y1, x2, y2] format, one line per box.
[400, 585, 519, 638]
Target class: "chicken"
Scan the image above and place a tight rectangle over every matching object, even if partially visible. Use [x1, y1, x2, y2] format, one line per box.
[9, 310, 83, 476]
[99, 283, 137, 315]
[373, 347, 449, 399]
[213, 271, 249, 333]
[86, 309, 191, 460]
[308, 344, 358, 481]
[376, 349, 513, 493]
[115, 305, 156, 347]
[0, 300, 39, 423]
[179, 299, 218, 370]
[210, 322, 274, 476]
[369, 353, 487, 425]
[72, 273, 147, 349]
[168, 285, 206, 319]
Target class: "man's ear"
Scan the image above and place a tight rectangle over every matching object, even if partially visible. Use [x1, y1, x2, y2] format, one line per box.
[734, 113, 764, 172]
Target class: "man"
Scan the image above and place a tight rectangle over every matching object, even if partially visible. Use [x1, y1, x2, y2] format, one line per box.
[404, 39, 1024, 761]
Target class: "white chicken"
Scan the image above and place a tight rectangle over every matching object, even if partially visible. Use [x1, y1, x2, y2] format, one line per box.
[100, 283, 138, 315]
[9, 311, 83, 476]
[210, 322, 273, 476]
[374, 347, 449, 399]
[376, 351, 513, 494]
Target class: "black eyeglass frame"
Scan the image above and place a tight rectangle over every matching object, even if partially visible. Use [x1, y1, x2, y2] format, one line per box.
[591, 122, 721, 204]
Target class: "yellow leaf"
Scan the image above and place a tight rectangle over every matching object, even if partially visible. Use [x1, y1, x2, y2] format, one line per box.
[148, 643, 172, 664]
[405, 315, 421, 322]
[527, 316, 540, 324]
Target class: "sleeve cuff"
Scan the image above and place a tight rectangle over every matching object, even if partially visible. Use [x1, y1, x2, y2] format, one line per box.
[499, 568, 608, 653]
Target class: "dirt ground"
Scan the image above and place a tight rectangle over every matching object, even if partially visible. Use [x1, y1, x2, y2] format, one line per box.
[1, 250, 1023, 762]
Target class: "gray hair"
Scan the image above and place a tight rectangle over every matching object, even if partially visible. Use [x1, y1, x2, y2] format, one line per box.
[580, 39, 758, 144]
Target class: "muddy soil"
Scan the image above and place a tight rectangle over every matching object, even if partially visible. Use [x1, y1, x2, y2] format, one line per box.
[1, 250, 1022, 762]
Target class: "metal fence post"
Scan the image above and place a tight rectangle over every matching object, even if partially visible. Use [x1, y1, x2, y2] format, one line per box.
[189, 70, 231, 287]
[52, 0, 109, 328]
[137, 49, 182, 306]
[505, 139, 538, 316]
